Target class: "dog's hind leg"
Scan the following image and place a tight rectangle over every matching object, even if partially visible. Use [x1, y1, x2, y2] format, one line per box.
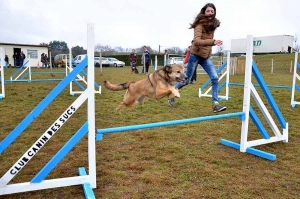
[116, 93, 137, 111]
[136, 96, 146, 105]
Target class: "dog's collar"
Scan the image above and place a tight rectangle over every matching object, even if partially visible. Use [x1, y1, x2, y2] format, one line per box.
[147, 74, 154, 87]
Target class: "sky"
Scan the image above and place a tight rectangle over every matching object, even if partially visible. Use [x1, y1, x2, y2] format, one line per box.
[1, 0, 299, 52]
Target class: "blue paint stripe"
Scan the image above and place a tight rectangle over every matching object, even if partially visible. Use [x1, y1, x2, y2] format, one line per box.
[20, 71, 29, 80]
[0, 57, 88, 154]
[229, 83, 292, 90]
[31, 72, 66, 74]
[295, 84, 300, 92]
[218, 81, 226, 91]
[78, 167, 96, 199]
[220, 139, 276, 161]
[80, 69, 101, 88]
[252, 61, 286, 128]
[11, 60, 29, 79]
[249, 106, 270, 139]
[6, 79, 64, 83]
[31, 122, 88, 183]
[96, 112, 245, 137]
[201, 62, 227, 90]
[74, 78, 86, 91]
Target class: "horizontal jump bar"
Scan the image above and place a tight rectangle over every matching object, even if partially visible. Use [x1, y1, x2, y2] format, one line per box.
[96, 112, 245, 138]
[229, 83, 292, 90]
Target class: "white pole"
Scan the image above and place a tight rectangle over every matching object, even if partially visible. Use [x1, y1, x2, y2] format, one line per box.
[225, 50, 231, 100]
[155, 55, 157, 71]
[0, 48, 5, 98]
[69, 48, 72, 95]
[49, 52, 52, 70]
[28, 55, 32, 81]
[99, 52, 102, 75]
[271, 59, 274, 74]
[87, 23, 96, 188]
[164, 54, 166, 66]
[240, 35, 253, 152]
[291, 52, 298, 106]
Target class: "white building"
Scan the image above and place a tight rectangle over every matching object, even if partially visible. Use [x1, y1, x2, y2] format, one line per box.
[0, 42, 49, 67]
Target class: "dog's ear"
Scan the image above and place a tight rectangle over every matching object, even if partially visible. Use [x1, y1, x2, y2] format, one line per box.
[164, 64, 172, 73]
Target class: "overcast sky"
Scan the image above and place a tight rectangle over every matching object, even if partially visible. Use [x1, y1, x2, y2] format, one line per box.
[1, 0, 299, 52]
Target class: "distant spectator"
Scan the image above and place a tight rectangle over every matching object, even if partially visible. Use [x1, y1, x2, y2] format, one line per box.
[4, 55, 9, 68]
[19, 51, 26, 67]
[44, 54, 49, 68]
[129, 49, 138, 74]
[143, 46, 151, 75]
[12, 52, 18, 67]
[41, 53, 45, 68]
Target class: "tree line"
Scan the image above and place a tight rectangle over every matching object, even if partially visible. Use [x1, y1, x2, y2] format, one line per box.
[40, 40, 188, 58]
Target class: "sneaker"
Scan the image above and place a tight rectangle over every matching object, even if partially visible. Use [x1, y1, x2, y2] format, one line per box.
[168, 98, 175, 106]
[191, 80, 196, 84]
[213, 103, 227, 113]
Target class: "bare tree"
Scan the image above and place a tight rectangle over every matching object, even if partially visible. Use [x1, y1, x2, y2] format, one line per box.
[165, 47, 184, 55]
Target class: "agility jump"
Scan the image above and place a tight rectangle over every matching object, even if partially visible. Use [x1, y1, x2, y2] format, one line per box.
[291, 52, 300, 108]
[0, 47, 5, 100]
[0, 24, 96, 198]
[0, 30, 288, 198]
[96, 35, 288, 161]
[66, 49, 101, 96]
[7, 56, 65, 83]
[199, 50, 231, 100]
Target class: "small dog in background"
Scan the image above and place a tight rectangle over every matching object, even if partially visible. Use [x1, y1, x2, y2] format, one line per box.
[104, 64, 187, 110]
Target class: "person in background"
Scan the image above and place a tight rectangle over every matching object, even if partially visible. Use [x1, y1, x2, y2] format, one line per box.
[4, 55, 9, 68]
[129, 49, 138, 74]
[44, 54, 49, 68]
[19, 51, 26, 67]
[169, 3, 226, 113]
[143, 46, 151, 75]
[184, 40, 197, 84]
[12, 52, 18, 67]
[41, 53, 45, 68]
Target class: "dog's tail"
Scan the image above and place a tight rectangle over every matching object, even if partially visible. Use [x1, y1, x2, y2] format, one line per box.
[103, 80, 133, 91]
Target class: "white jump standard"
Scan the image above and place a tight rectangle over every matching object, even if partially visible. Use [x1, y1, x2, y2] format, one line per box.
[0, 24, 96, 198]
[0, 47, 5, 100]
[291, 52, 300, 108]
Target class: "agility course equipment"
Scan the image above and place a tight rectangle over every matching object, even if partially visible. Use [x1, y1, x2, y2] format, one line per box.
[96, 35, 288, 161]
[7, 56, 65, 83]
[199, 50, 231, 100]
[0, 31, 288, 198]
[199, 51, 294, 101]
[0, 47, 5, 99]
[0, 24, 96, 198]
[67, 49, 101, 96]
[291, 52, 300, 108]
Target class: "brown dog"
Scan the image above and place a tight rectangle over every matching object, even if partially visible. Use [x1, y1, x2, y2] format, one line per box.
[104, 64, 187, 110]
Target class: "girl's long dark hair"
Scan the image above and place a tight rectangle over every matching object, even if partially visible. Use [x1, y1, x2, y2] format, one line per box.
[189, 3, 220, 32]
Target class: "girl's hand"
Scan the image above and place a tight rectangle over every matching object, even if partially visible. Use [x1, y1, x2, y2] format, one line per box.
[214, 40, 223, 46]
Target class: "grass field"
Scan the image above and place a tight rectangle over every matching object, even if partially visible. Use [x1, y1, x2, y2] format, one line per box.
[1, 54, 300, 199]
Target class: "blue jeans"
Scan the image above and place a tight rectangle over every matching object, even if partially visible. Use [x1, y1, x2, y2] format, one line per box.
[175, 53, 219, 102]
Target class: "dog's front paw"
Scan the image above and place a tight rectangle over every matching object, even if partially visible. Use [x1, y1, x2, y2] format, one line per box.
[174, 91, 180, 98]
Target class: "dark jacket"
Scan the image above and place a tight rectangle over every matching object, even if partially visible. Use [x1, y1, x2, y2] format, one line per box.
[144, 50, 151, 64]
[19, 53, 26, 60]
[130, 53, 137, 63]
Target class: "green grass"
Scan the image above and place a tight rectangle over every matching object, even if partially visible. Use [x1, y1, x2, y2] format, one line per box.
[0, 53, 300, 199]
